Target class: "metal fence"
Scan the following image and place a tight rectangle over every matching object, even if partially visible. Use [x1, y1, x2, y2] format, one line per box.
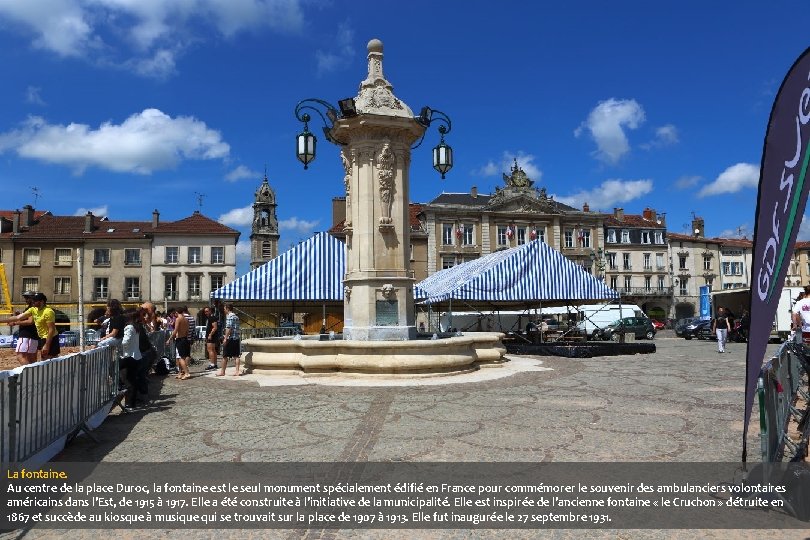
[758, 335, 810, 462]
[1, 330, 170, 468]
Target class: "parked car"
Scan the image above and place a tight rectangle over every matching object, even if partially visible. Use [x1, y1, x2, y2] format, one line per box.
[598, 317, 656, 340]
[681, 319, 711, 340]
[675, 317, 702, 337]
[651, 319, 665, 330]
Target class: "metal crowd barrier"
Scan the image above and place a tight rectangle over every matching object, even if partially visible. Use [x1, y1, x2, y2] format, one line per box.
[758, 335, 810, 462]
[1, 330, 170, 468]
[1, 346, 119, 467]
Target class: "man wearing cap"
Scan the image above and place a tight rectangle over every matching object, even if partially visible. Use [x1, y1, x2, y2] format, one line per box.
[30, 293, 59, 360]
[0, 291, 40, 364]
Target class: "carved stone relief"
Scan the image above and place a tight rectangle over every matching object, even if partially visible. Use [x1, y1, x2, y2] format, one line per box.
[341, 149, 353, 229]
[377, 143, 395, 229]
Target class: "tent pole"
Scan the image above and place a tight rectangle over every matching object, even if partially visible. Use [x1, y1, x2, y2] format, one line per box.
[539, 300, 543, 343]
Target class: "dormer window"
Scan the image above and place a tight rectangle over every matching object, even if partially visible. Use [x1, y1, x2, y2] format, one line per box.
[607, 229, 617, 243]
[621, 229, 630, 243]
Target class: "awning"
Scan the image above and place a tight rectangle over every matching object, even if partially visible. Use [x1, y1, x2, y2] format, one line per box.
[415, 240, 618, 308]
[212, 232, 346, 302]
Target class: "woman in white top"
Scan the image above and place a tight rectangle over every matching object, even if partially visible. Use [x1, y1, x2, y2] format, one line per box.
[119, 310, 143, 409]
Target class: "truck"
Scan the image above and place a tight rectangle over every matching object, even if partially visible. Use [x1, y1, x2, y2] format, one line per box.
[709, 286, 802, 341]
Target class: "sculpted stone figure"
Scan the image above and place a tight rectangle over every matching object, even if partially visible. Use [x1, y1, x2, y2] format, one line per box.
[377, 143, 395, 226]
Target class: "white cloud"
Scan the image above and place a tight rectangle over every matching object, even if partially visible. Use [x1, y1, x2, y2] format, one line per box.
[798, 216, 810, 241]
[641, 124, 679, 150]
[0, 0, 305, 76]
[235, 239, 251, 257]
[554, 179, 654, 210]
[218, 205, 253, 226]
[697, 163, 759, 197]
[473, 151, 542, 182]
[315, 21, 354, 75]
[74, 205, 108, 217]
[0, 108, 229, 174]
[718, 224, 752, 239]
[25, 86, 45, 105]
[225, 165, 260, 182]
[279, 217, 319, 235]
[674, 175, 701, 190]
[575, 98, 645, 164]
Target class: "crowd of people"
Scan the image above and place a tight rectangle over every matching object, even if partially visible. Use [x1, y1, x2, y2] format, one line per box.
[1, 295, 242, 411]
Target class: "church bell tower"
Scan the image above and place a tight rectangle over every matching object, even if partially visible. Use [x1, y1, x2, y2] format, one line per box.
[249, 174, 280, 269]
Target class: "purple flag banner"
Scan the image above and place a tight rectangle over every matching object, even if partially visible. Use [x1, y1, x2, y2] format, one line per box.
[745, 47, 810, 462]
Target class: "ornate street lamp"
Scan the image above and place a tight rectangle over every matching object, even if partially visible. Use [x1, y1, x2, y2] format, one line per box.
[294, 98, 343, 169]
[416, 106, 453, 179]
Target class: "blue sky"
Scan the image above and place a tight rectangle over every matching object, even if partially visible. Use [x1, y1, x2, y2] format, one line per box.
[0, 0, 807, 274]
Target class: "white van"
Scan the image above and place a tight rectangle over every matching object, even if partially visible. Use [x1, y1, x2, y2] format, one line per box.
[575, 304, 644, 339]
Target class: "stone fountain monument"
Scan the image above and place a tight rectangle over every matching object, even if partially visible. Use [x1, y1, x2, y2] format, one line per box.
[242, 39, 505, 376]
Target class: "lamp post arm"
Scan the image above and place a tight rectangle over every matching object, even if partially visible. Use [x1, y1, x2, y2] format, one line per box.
[295, 98, 340, 127]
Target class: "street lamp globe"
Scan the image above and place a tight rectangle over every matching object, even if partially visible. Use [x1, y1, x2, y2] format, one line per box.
[433, 126, 453, 179]
[296, 114, 316, 169]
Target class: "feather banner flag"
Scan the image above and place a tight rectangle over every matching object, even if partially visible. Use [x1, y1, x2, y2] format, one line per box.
[743, 46, 810, 463]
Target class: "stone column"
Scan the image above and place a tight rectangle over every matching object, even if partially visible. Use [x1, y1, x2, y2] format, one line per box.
[331, 39, 425, 341]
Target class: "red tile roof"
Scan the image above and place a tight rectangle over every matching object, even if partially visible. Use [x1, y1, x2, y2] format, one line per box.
[2, 211, 239, 240]
[602, 214, 665, 229]
[0, 210, 50, 221]
[666, 233, 753, 248]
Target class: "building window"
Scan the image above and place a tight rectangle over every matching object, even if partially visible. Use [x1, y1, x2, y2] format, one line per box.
[497, 226, 508, 246]
[211, 246, 225, 264]
[658, 276, 665, 291]
[644, 276, 652, 291]
[125, 277, 140, 300]
[656, 253, 665, 270]
[517, 227, 526, 245]
[643, 253, 651, 270]
[409, 244, 414, 261]
[93, 248, 110, 266]
[564, 229, 574, 248]
[534, 227, 545, 243]
[22, 248, 40, 266]
[442, 224, 454, 246]
[211, 274, 224, 292]
[188, 246, 202, 264]
[679, 278, 688, 295]
[165, 247, 179, 264]
[22, 277, 39, 294]
[441, 255, 456, 269]
[606, 252, 617, 270]
[54, 277, 71, 295]
[654, 231, 664, 244]
[703, 256, 712, 271]
[462, 224, 474, 246]
[732, 262, 743, 275]
[580, 229, 591, 248]
[624, 276, 632, 291]
[124, 248, 141, 266]
[54, 248, 72, 267]
[621, 229, 630, 243]
[622, 253, 631, 270]
[679, 255, 687, 270]
[610, 276, 617, 290]
[188, 274, 202, 299]
[641, 230, 651, 244]
[94, 277, 109, 301]
[606, 229, 617, 243]
[164, 275, 178, 301]
[261, 241, 272, 259]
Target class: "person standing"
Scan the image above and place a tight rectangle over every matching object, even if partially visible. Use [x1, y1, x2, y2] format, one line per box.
[202, 306, 219, 371]
[167, 306, 191, 380]
[791, 285, 810, 341]
[219, 303, 241, 376]
[0, 291, 39, 364]
[119, 309, 144, 409]
[712, 306, 731, 353]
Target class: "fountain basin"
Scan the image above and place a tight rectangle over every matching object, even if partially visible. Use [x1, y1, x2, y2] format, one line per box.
[242, 332, 506, 377]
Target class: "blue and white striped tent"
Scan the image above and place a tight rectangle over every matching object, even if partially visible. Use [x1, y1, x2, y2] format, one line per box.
[212, 232, 346, 302]
[415, 240, 618, 307]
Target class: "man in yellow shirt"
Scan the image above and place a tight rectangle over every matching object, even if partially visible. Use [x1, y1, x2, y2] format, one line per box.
[30, 292, 59, 360]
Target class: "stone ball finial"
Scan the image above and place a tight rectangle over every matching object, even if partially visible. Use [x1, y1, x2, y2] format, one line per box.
[367, 38, 383, 54]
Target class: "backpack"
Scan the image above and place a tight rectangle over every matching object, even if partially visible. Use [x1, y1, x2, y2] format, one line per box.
[153, 355, 176, 376]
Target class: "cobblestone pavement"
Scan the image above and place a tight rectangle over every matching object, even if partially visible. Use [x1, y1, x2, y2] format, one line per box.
[8, 335, 809, 539]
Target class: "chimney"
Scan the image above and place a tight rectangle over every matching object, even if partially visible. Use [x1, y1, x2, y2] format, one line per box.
[152, 209, 160, 229]
[12, 210, 20, 234]
[583, 202, 590, 212]
[331, 197, 346, 228]
[692, 217, 704, 238]
[471, 186, 478, 198]
[22, 204, 34, 227]
[84, 212, 94, 233]
[613, 207, 624, 221]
